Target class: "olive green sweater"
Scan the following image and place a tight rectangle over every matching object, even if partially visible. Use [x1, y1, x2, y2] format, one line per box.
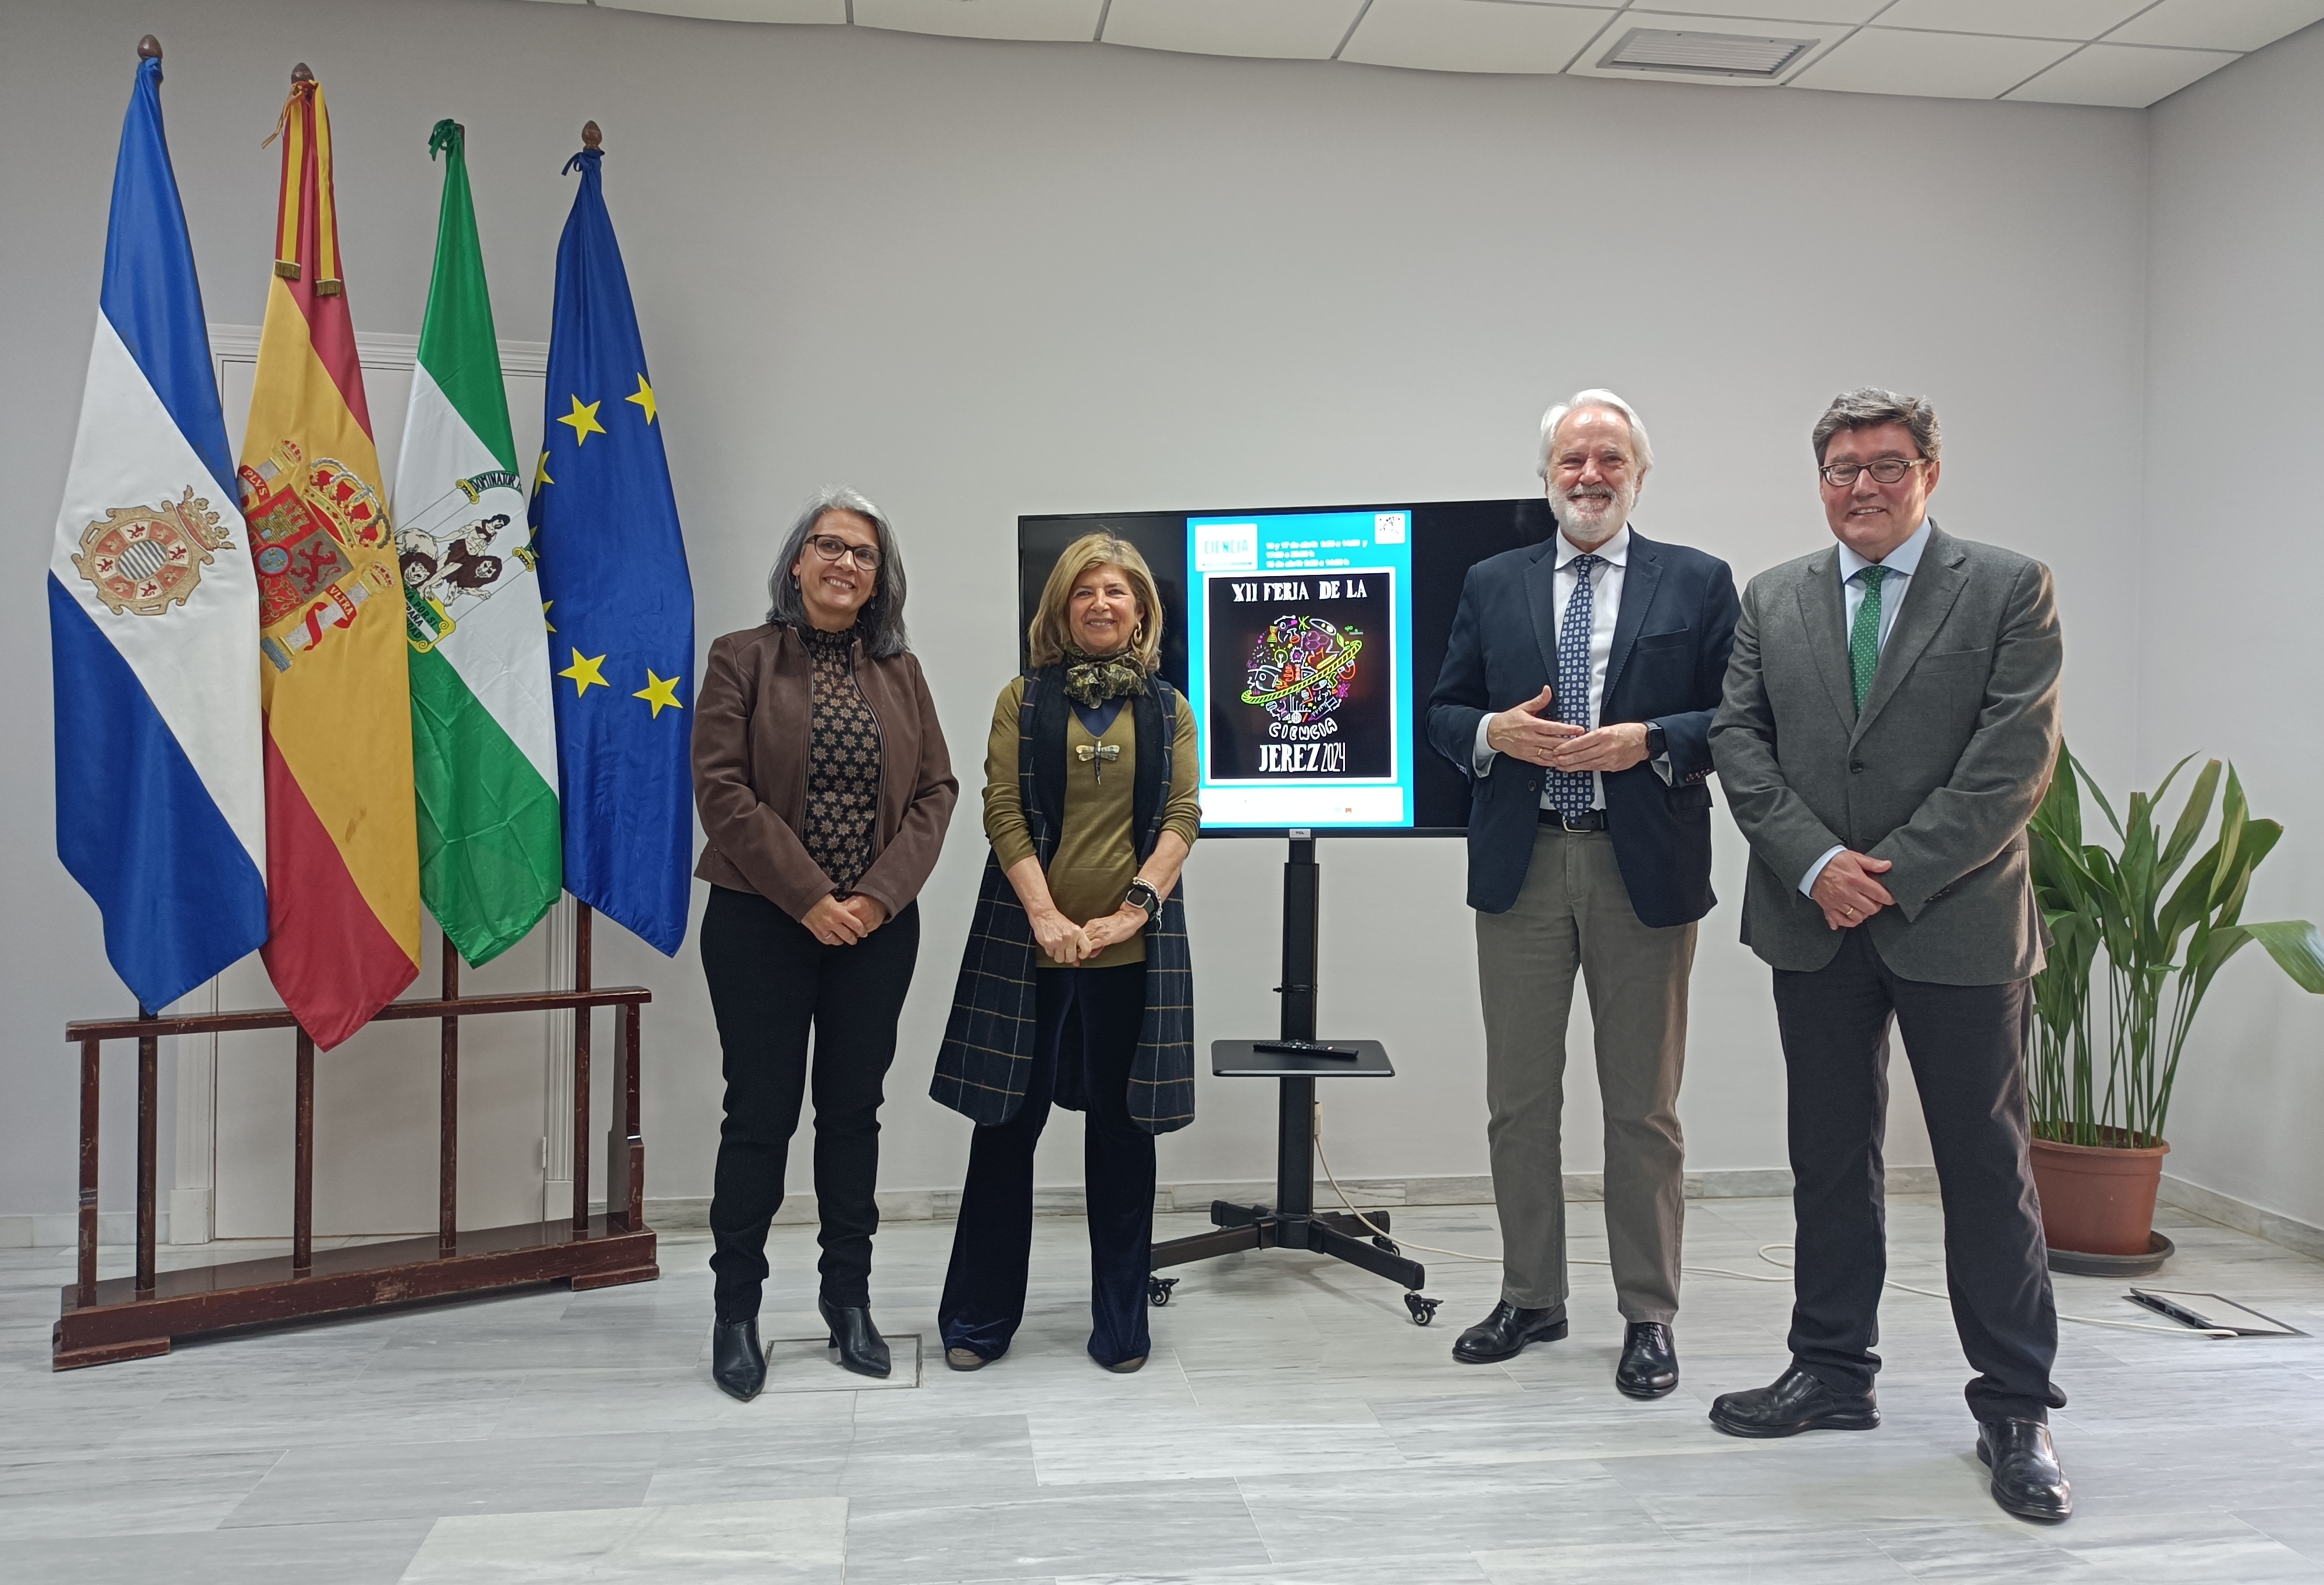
[983, 676, 1201, 968]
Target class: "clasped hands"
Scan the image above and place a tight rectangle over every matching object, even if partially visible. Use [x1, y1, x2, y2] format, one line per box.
[1030, 902, 1147, 965]
[1486, 685, 1650, 773]
[1810, 851, 1895, 932]
[804, 892, 889, 947]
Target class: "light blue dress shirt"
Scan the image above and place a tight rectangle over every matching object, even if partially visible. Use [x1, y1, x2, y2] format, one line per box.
[1798, 516, 1934, 897]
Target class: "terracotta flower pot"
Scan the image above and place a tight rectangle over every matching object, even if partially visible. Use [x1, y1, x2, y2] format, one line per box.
[2029, 1131, 2168, 1257]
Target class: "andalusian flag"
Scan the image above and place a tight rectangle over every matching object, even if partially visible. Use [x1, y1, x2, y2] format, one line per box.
[392, 121, 560, 968]
[239, 70, 420, 1047]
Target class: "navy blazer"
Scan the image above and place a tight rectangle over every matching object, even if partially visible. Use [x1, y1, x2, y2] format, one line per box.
[1425, 528, 1741, 925]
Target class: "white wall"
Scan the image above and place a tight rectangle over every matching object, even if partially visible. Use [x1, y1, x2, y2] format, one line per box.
[2141, 23, 2324, 1230]
[1, 0, 2156, 1228]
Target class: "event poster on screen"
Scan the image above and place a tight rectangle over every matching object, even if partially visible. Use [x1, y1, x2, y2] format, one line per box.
[1187, 509, 1416, 830]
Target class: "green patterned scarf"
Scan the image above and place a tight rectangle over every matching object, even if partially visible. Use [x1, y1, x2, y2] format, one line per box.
[1060, 645, 1147, 708]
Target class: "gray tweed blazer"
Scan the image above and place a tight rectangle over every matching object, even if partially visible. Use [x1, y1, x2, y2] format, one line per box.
[1709, 524, 2062, 985]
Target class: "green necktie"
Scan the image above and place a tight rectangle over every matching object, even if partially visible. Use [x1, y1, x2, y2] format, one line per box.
[1850, 565, 1888, 711]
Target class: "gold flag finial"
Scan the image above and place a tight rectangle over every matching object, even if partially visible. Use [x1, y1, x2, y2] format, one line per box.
[582, 120, 603, 151]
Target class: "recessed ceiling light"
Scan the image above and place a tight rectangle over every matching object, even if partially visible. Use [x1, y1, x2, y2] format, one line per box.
[1597, 27, 1817, 80]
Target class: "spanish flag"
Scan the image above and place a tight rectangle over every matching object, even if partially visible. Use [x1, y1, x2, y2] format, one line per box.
[238, 69, 419, 1046]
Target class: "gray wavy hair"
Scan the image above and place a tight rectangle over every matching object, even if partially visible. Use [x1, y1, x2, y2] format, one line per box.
[1536, 388, 1656, 482]
[765, 486, 910, 659]
[1812, 388, 1941, 465]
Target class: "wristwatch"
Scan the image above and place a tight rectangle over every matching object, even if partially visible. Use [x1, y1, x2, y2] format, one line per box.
[1645, 722, 1668, 759]
[1124, 879, 1162, 926]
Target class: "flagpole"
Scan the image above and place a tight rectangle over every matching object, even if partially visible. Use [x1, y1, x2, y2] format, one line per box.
[573, 901, 593, 1232]
[440, 933, 459, 1255]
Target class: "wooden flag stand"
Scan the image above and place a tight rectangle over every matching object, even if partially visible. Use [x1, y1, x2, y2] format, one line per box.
[52, 904, 657, 1370]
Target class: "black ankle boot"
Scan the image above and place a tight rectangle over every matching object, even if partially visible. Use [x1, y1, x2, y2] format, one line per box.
[710, 1317, 766, 1402]
[819, 1295, 892, 1379]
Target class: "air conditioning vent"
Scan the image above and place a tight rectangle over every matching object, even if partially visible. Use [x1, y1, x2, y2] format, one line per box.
[1597, 27, 1816, 79]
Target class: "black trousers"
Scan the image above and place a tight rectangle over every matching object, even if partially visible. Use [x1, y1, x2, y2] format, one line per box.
[702, 885, 919, 1319]
[1773, 927, 2064, 1424]
[938, 962, 1156, 1368]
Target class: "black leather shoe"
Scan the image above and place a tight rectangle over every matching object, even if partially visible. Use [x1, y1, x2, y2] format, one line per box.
[1978, 1418, 2073, 1522]
[1616, 1321, 1679, 1399]
[1451, 1300, 1569, 1363]
[1708, 1365, 1880, 1438]
[710, 1317, 766, 1402]
[819, 1296, 892, 1379]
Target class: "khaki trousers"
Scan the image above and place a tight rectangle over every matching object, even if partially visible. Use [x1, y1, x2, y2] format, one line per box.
[1476, 825, 1695, 1321]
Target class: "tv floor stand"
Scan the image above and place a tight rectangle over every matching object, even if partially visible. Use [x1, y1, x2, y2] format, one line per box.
[1147, 833, 1440, 1326]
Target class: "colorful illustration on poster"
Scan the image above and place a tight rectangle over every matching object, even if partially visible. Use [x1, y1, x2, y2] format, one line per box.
[1187, 509, 1414, 830]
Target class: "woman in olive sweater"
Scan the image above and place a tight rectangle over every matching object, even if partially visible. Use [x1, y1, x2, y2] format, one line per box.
[930, 532, 1200, 1373]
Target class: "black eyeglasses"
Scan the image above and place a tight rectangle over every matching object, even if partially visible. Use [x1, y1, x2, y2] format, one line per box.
[1820, 457, 1930, 488]
[806, 533, 880, 571]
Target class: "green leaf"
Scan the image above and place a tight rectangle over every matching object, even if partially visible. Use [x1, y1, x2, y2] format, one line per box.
[2159, 759, 2220, 882]
[2245, 920, 2324, 993]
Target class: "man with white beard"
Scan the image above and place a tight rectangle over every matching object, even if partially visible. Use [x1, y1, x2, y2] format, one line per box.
[1425, 390, 1741, 1398]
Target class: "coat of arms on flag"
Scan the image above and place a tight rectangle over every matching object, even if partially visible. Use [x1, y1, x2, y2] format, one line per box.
[70, 488, 236, 617]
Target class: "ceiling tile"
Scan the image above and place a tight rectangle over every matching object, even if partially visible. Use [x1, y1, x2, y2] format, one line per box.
[2108, 0, 2324, 52]
[852, 0, 1102, 44]
[598, 0, 845, 19]
[1340, 0, 1618, 75]
[1790, 26, 2077, 97]
[1103, 0, 1365, 61]
[2003, 41, 2240, 105]
[1630, 0, 1886, 21]
[1873, 0, 2149, 40]
[1568, 12, 1844, 86]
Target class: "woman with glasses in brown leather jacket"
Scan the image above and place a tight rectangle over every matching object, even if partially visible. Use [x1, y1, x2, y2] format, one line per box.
[692, 488, 956, 1401]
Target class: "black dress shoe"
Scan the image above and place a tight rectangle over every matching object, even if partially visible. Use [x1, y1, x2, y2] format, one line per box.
[818, 1296, 892, 1379]
[1451, 1300, 1569, 1363]
[710, 1317, 766, 1402]
[1978, 1418, 2073, 1522]
[1708, 1365, 1880, 1438]
[1616, 1321, 1679, 1399]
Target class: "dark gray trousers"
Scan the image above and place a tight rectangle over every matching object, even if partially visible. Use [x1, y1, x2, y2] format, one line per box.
[1773, 927, 2065, 1424]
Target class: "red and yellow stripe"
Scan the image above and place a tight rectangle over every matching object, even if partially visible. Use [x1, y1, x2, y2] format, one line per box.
[244, 70, 418, 1047]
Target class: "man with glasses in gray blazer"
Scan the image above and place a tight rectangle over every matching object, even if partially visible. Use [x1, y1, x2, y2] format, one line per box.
[1708, 389, 2072, 1523]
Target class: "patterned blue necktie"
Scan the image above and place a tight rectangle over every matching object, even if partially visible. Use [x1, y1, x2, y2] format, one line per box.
[1547, 553, 1601, 818]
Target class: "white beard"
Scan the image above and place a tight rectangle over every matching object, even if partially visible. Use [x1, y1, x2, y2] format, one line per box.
[1553, 479, 1635, 546]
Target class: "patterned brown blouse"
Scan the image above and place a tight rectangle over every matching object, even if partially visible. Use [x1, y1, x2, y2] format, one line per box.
[799, 625, 883, 896]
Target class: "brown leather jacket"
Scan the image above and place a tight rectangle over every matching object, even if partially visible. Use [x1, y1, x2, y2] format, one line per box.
[692, 624, 958, 923]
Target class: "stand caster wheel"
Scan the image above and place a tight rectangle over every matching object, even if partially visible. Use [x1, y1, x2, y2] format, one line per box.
[1405, 1292, 1441, 1327]
[1147, 1276, 1179, 1308]
[1371, 1235, 1400, 1255]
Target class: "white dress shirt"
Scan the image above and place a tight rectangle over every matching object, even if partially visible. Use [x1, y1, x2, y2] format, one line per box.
[1799, 516, 1934, 896]
[1473, 525, 1668, 810]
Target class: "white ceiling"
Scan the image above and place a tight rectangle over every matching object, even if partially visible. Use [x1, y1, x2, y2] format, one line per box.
[521, 0, 2324, 108]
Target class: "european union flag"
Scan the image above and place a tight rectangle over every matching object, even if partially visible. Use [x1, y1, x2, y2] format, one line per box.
[531, 143, 694, 955]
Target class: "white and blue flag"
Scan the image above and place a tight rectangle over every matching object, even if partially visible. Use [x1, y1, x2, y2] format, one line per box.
[49, 49, 266, 1012]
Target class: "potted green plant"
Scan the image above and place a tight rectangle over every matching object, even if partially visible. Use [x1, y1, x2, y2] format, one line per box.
[2025, 746, 2324, 1257]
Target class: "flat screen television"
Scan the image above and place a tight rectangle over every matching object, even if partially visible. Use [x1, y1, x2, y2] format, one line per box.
[1018, 498, 1556, 836]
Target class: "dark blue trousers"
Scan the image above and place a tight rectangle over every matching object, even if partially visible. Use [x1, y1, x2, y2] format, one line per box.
[938, 961, 1156, 1367]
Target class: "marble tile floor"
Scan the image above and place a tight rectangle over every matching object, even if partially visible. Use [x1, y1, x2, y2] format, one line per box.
[3, 1196, 2322, 1583]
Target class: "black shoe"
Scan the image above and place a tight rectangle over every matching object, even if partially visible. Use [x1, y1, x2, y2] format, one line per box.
[1616, 1321, 1679, 1399]
[1978, 1418, 2073, 1522]
[1451, 1300, 1569, 1363]
[819, 1296, 892, 1379]
[1708, 1365, 1880, 1438]
[710, 1317, 766, 1402]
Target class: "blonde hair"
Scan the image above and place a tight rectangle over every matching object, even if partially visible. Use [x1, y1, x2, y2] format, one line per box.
[1028, 532, 1165, 672]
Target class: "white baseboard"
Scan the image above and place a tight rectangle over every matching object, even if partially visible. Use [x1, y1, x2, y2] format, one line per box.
[639, 1167, 1919, 1232]
[2158, 1173, 2324, 1263]
[16, 1167, 2313, 1259]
